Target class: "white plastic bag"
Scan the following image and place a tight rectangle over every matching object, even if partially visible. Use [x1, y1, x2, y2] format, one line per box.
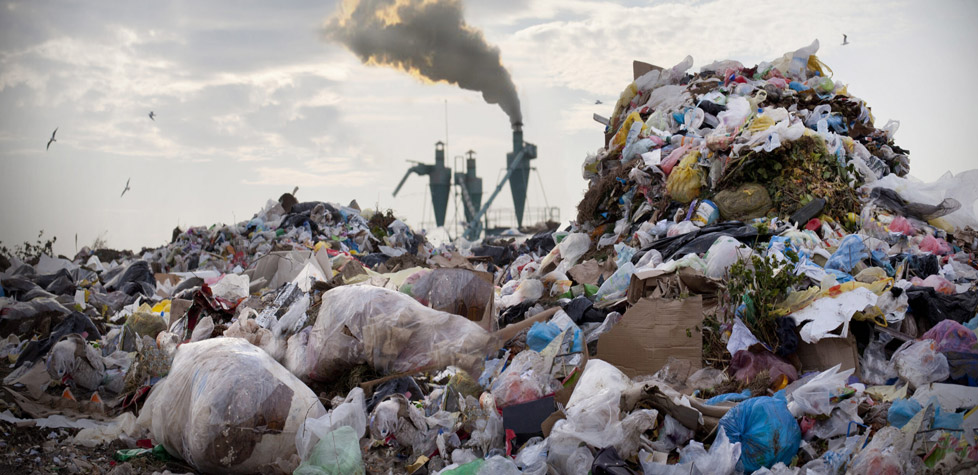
[137, 338, 326, 473]
[285, 286, 491, 382]
[787, 364, 854, 417]
[892, 339, 949, 388]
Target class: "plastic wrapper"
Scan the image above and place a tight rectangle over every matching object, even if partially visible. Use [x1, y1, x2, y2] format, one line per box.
[137, 338, 327, 473]
[718, 394, 801, 473]
[892, 339, 949, 387]
[294, 425, 364, 475]
[285, 286, 491, 381]
[296, 387, 366, 461]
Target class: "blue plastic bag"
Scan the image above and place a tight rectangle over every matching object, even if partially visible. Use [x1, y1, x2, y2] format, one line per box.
[706, 389, 752, 406]
[526, 322, 582, 353]
[887, 397, 963, 430]
[718, 394, 801, 472]
[825, 234, 868, 273]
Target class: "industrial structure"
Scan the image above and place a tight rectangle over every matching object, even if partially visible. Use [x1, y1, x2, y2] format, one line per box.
[392, 124, 540, 241]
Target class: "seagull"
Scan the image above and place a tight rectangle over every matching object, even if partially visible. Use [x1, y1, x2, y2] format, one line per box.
[842, 34, 849, 46]
[120, 178, 131, 197]
[595, 100, 603, 105]
[148, 111, 156, 121]
[46, 128, 58, 150]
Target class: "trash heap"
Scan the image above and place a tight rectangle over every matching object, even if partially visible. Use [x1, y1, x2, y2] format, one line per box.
[3, 40, 978, 474]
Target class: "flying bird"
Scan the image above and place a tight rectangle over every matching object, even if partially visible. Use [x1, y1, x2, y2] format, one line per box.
[148, 111, 156, 121]
[120, 178, 131, 197]
[46, 128, 58, 150]
[595, 100, 603, 105]
[842, 34, 849, 46]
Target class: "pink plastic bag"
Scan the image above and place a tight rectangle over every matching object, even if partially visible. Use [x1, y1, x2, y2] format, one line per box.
[660, 144, 692, 176]
[919, 235, 951, 255]
[921, 320, 978, 354]
[888, 216, 915, 235]
[910, 274, 956, 295]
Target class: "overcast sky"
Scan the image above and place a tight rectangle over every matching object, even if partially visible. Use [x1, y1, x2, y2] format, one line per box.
[1, 0, 976, 256]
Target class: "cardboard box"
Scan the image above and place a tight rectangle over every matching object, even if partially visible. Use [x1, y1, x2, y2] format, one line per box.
[597, 296, 704, 378]
[795, 332, 861, 378]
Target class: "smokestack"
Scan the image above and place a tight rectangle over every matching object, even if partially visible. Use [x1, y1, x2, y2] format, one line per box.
[325, 0, 522, 125]
[511, 121, 523, 154]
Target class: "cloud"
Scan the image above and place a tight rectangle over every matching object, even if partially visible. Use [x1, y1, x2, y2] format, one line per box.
[501, 0, 901, 96]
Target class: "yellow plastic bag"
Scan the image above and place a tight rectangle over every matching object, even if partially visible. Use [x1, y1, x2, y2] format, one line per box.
[611, 111, 644, 149]
[665, 151, 704, 203]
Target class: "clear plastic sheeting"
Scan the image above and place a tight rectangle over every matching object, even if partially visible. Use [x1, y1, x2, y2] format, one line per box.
[137, 338, 326, 473]
[285, 286, 492, 382]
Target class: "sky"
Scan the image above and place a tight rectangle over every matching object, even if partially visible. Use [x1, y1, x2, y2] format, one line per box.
[1, 0, 976, 257]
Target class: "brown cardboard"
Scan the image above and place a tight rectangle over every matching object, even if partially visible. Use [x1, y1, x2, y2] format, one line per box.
[796, 333, 861, 378]
[540, 410, 566, 438]
[633, 60, 664, 80]
[567, 259, 617, 286]
[168, 298, 192, 328]
[597, 296, 704, 378]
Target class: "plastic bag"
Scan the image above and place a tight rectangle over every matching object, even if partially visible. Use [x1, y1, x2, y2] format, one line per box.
[594, 262, 634, 302]
[294, 425, 364, 475]
[641, 427, 742, 475]
[825, 234, 868, 274]
[704, 235, 749, 279]
[665, 150, 704, 203]
[787, 364, 854, 417]
[892, 339, 949, 387]
[285, 286, 491, 382]
[137, 338, 326, 473]
[514, 437, 548, 475]
[296, 388, 367, 461]
[862, 169, 978, 231]
[718, 394, 801, 473]
[406, 268, 494, 320]
[489, 350, 549, 408]
[860, 334, 897, 385]
[919, 235, 952, 255]
[921, 319, 978, 354]
[714, 183, 773, 221]
[557, 233, 591, 268]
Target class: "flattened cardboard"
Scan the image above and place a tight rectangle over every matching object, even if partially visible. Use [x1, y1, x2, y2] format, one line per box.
[796, 332, 861, 378]
[597, 296, 704, 378]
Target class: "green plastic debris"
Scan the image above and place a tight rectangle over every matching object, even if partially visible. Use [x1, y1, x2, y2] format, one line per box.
[294, 426, 364, 475]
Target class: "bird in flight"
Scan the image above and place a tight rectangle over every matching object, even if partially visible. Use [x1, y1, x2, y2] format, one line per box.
[842, 34, 849, 46]
[148, 111, 156, 121]
[46, 128, 58, 150]
[595, 100, 603, 105]
[120, 178, 131, 198]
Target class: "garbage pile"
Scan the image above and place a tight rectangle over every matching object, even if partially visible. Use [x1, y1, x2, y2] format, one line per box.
[3, 40, 978, 474]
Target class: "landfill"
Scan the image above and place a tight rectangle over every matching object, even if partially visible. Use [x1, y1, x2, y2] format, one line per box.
[3, 40, 978, 474]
